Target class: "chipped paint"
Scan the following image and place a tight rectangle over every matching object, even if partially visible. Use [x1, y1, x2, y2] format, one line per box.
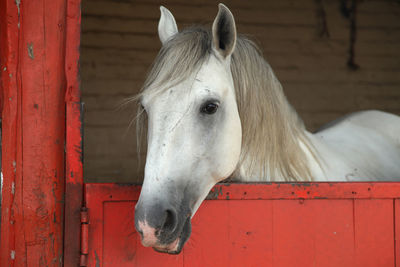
[15, 0, 20, 15]
[27, 43, 34, 59]
[15, 0, 20, 28]
[12, 161, 16, 173]
[206, 187, 223, 199]
[94, 250, 100, 267]
[10, 250, 15, 260]
[1, 0, 75, 264]
[290, 182, 314, 187]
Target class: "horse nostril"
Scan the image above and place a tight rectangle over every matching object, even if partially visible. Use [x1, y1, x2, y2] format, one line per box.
[162, 209, 178, 233]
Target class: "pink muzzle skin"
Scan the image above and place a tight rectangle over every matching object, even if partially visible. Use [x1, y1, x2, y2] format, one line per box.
[138, 221, 158, 247]
[138, 221, 180, 252]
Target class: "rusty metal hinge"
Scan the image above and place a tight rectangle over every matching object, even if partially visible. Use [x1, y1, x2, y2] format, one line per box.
[80, 207, 89, 266]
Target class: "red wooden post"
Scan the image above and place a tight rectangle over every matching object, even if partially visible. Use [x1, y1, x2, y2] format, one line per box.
[0, 0, 77, 265]
[0, 0, 20, 264]
[64, 0, 83, 266]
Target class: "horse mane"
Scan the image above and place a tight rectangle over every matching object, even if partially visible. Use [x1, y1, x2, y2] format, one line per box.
[134, 27, 315, 182]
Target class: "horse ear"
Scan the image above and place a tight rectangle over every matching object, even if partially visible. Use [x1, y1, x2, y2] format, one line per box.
[212, 4, 237, 59]
[158, 6, 178, 45]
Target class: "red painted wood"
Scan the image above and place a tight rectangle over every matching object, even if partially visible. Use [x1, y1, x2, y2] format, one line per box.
[103, 202, 137, 267]
[273, 199, 355, 267]
[185, 200, 274, 267]
[354, 199, 395, 267]
[0, 0, 20, 265]
[207, 182, 400, 200]
[185, 201, 230, 267]
[63, 0, 83, 265]
[85, 183, 400, 267]
[0, 0, 69, 265]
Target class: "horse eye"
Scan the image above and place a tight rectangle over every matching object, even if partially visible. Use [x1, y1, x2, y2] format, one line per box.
[200, 102, 219, 115]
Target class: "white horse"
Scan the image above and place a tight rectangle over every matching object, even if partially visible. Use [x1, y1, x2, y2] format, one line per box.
[134, 4, 400, 254]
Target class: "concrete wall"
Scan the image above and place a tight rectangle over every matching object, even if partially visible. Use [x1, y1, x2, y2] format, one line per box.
[81, 0, 400, 183]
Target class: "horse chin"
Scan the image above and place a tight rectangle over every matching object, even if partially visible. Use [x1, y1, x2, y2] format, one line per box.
[152, 238, 180, 254]
[152, 217, 192, 255]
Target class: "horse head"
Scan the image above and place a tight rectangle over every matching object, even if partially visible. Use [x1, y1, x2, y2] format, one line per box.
[134, 4, 242, 254]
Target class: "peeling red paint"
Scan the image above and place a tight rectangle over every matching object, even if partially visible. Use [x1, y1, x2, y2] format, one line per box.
[0, 0, 81, 265]
[206, 187, 223, 199]
[0, 0, 20, 265]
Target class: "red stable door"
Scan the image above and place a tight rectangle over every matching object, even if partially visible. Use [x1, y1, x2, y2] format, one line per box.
[83, 182, 400, 267]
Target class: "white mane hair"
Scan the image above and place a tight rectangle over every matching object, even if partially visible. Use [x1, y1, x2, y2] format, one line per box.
[133, 27, 317, 182]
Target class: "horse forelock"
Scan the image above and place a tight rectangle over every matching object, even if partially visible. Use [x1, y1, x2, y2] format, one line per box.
[133, 26, 317, 182]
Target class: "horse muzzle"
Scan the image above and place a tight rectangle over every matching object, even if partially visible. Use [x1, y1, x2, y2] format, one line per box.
[134, 200, 192, 254]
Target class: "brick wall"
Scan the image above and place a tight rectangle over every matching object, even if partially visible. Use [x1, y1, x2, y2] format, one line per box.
[81, 0, 400, 183]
